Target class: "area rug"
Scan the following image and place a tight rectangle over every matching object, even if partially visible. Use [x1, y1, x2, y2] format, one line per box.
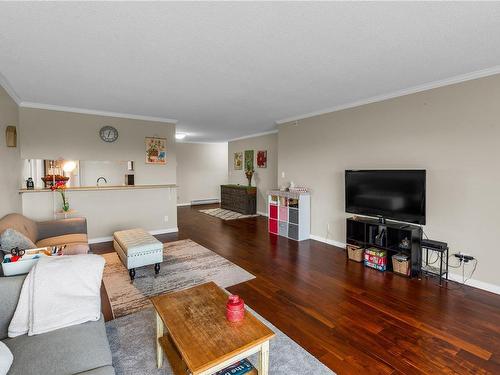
[106, 307, 335, 375]
[200, 208, 259, 220]
[102, 239, 255, 318]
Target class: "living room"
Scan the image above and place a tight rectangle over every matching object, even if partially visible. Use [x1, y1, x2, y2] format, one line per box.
[1, 2, 500, 375]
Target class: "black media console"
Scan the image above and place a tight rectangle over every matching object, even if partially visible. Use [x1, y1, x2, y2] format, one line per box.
[346, 216, 423, 277]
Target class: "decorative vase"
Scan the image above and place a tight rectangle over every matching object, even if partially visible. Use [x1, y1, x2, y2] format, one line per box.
[61, 192, 70, 212]
[245, 170, 254, 187]
[226, 295, 245, 322]
[62, 201, 70, 212]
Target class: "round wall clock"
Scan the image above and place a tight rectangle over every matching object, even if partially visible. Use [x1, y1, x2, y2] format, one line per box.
[99, 126, 119, 143]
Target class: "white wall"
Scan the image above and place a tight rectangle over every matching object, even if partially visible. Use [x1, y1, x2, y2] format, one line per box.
[18, 107, 178, 238]
[79, 160, 129, 186]
[0, 86, 21, 217]
[176, 142, 228, 205]
[278, 73, 500, 291]
[228, 133, 278, 215]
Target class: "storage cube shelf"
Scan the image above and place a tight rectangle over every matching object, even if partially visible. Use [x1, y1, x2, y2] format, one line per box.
[267, 190, 310, 241]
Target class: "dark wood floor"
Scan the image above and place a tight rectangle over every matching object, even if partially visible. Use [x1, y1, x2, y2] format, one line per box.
[93, 205, 500, 375]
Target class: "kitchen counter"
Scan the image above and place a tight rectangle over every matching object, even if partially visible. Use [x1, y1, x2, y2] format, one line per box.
[19, 184, 177, 194]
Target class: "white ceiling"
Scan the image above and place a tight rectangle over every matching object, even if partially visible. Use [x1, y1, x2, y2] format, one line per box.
[1, 2, 500, 142]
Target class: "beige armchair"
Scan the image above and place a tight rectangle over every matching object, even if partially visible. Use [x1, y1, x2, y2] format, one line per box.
[0, 213, 89, 255]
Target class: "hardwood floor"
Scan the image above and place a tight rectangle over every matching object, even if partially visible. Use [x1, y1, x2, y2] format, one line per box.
[93, 205, 500, 375]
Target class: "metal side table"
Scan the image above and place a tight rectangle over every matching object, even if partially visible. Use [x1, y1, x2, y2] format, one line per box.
[421, 240, 449, 286]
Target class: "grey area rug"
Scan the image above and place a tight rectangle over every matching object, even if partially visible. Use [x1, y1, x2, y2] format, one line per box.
[200, 208, 259, 220]
[106, 307, 335, 375]
[102, 239, 255, 318]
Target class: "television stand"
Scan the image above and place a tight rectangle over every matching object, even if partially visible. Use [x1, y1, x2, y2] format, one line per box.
[346, 216, 423, 277]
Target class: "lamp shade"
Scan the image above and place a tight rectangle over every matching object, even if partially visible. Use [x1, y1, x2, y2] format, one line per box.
[5, 126, 16, 147]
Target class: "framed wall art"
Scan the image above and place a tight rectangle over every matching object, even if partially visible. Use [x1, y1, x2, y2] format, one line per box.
[244, 150, 254, 171]
[145, 137, 167, 164]
[257, 150, 267, 168]
[234, 152, 243, 170]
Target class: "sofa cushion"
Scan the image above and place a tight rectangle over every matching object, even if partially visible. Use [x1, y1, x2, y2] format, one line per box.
[36, 233, 89, 248]
[0, 341, 13, 375]
[0, 228, 37, 254]
[0, 275, 26, 340]
[0, 214, 38, 243]
[4, 315, 112, 375]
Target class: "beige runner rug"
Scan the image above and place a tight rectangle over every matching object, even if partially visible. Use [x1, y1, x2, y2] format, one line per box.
[102, 239, 255, 318]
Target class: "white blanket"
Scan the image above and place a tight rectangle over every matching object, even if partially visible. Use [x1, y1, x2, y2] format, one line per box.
[8, 254, 105, 337]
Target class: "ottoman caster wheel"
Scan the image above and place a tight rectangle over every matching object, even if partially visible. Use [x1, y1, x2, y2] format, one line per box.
[154, 263, 161, 275]
[129, 268, 136, 281]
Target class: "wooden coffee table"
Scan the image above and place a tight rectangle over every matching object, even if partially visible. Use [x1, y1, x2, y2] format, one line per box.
[151, 282, 275, 375]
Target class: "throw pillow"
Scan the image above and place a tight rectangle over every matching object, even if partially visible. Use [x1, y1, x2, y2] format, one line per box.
[0, 341, 13, 375]
[0, 228, 37, 254]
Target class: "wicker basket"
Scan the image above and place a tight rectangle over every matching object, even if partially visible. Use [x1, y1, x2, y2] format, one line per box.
[347, 244, 364, 262]
[392, 253, 410, 276]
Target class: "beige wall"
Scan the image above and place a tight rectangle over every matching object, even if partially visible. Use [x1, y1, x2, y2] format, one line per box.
[18, 107, 178, 238]
[228, 133, 278, 214]
[19, 107, 176, 185]
[22, 187, 177, 239]
[278, 74, 500, 290]
[0, 86, 21, 217]
[176, 142, 228, 205]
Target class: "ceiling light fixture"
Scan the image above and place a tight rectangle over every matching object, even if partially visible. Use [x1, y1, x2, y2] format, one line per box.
[175, 133, 187, 140]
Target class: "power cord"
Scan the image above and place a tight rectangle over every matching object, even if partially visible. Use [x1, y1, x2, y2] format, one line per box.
[446, 252, 478, 288]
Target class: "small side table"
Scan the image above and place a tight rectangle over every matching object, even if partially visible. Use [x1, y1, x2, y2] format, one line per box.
[421, 241, 449, 286]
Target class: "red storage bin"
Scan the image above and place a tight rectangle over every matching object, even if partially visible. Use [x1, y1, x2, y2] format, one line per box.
[269, 204, 278, 219]
[269, 219, 278, 234]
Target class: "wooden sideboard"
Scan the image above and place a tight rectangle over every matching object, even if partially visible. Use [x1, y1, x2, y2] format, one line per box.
[220, 185, 257, 215]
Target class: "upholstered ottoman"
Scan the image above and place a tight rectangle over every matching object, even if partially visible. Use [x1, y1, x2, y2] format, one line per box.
[113, 228, 163, 281]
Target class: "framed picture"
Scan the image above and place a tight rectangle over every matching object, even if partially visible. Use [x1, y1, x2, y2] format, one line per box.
[244, 150, 254, 171]
[234, 152, 243, 170]
[145, 137, 167, 164]
[257, 150, 267, 168]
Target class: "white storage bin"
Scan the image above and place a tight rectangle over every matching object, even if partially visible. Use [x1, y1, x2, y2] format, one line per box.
[1, 253, 46, 276]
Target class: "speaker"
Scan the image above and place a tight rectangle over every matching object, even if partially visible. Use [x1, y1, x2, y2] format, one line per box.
[125, 174, 135, 186]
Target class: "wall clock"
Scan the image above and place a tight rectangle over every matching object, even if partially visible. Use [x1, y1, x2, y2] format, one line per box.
[99, 126, 119, 143]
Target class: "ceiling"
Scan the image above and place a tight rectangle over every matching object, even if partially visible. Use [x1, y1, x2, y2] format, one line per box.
[1, 2, 500, 142]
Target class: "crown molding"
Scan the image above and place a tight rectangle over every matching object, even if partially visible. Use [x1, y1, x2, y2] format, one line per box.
[0, 72, 21, 105]
[177, 140, 228, 145]
[19, 101, 178, 124]
[276, 64, 500, 125]
[228, 129, 278, 142]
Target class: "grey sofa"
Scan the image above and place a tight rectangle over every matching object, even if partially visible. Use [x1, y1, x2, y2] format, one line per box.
[0, 275, 115, 375]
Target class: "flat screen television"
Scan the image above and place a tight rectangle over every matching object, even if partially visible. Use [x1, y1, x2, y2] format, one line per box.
[345, 170, 426, 224]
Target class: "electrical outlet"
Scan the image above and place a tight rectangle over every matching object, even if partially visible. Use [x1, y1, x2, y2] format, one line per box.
[454, 253, 475, 263]
[281, 171, 285, 178]
[164, 216, 169, 223]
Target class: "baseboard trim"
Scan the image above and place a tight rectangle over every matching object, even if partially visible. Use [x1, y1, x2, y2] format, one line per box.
[257, 211, 268, 217]
[149, 227, 179, 236]
[191, 198, 220, 205]
[309, 235, 500, 295]
[88, 236, 113, 244]
[447, 272, 500, 295]
[309, 234, 346, 249]
[177, 203, 191, 207]
[89, 227, 179, 244]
